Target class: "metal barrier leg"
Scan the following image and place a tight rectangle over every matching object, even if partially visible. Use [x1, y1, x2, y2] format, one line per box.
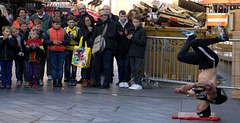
[141, 78, 161, 89]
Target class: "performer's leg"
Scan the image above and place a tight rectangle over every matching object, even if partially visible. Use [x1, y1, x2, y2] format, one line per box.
[190, 27, 229, 47]
[177, 35, 200, 65]
[190, 40, 219, 68]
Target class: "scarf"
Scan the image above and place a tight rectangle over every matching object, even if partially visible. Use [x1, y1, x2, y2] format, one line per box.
[17, 17, 30, 28]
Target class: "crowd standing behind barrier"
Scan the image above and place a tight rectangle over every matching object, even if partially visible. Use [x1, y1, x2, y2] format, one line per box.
[0, 2, 239, 92]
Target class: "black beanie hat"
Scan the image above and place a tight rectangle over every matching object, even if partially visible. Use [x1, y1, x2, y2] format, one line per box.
[197, 105, 211, 117]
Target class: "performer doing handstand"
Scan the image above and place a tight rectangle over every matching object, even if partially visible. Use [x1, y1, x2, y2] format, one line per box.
[174, 28, 228, 117]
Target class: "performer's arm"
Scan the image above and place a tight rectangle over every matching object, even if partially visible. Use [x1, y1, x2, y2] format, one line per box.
[174, 84, 195, 96]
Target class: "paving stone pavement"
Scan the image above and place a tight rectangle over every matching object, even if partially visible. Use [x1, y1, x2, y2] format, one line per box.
[0, 63, 240, 123]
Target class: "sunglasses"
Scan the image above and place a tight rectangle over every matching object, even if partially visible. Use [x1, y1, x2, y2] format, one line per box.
[100, 14, 108, 17]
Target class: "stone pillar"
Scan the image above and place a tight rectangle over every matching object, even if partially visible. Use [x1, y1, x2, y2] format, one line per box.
[231, 31, 240, 98]
[229, 10, 240, 98]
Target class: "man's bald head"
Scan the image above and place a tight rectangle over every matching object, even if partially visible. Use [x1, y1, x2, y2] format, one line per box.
[78, 4, 86, 15]
[103, 5, 111, 15]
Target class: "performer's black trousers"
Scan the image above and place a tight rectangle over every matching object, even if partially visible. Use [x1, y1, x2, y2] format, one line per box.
[177, 35, 221, 70]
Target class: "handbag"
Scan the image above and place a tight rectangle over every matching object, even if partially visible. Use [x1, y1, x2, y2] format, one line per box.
[71, 36, 91, 68]
[92, 24, 108, 54]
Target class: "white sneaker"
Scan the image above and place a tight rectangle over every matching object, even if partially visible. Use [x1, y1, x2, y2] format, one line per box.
[119, 82, 125, 88]
[16, 80, 22, 86]
[128, 84, 137, 90]
[129, 84, 142, 90]
[24, 81, 28, 85]
[39, 80, 43, 86]
[123, 82, 129, 88]
[48, 75, 52, 80]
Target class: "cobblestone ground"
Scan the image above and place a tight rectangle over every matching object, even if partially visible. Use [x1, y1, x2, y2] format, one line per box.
[0, 62, 240, 123]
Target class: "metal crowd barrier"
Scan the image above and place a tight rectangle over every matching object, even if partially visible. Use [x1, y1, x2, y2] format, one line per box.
[143, 36, 240, 90]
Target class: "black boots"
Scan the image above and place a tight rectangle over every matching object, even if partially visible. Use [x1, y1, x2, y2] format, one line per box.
[57, 80, 62, 87]
[53, 80, 58, 87]
[53, 80, 62, 87]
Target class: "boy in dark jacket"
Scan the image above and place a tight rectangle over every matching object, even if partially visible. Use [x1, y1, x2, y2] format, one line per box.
[127, 15, 146, 90]
[115, 10, 134, 87]
[0, 26, 18, 89]
[25, 29, 44, 88]
[11, 26, 29, 86]
[19, 20, 30, 42]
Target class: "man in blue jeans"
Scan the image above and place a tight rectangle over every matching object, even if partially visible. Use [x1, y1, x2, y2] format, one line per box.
[91, 9, 117, 89]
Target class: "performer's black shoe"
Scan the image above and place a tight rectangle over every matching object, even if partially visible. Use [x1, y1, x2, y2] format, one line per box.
[217, 27, 229, 41]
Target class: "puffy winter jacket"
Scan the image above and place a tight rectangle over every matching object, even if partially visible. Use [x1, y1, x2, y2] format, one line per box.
[0, 37, 18, 61]
[128, 24, 146, 58]
[44, 27, 70, 52]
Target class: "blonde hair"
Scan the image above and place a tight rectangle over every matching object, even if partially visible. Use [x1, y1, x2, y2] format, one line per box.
[2, 26, 11, 32]
[11, 26, 19, 32]
[0, 5, 9, 20]
[34, 19, 43, 26]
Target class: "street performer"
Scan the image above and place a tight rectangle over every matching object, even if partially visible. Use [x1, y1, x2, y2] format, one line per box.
[174, 27, 228, 117]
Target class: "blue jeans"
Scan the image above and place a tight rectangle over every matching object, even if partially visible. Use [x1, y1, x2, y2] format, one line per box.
[15, 59, 28, 82]
[49, 51, 65, 81]
[0, 60, 13, 86]
[65, 50, 77, 82]
[93, 49, 113, 85]
[81, 55, 94, 80]
[116, 52, 131, 82]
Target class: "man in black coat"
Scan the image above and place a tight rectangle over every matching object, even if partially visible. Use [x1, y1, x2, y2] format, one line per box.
[76, 4, 94, 28]
[91, 9, 117, 89]
[103, 5, 119, 83]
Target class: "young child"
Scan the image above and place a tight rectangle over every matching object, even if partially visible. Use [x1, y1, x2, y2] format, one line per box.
[11, 26, 28, 86]
[19, 20, 30, 42]
[116, 10, 134, 88]
[127, 15, 146, 90]
[64, 15, 79, 86]
[44, 17, 70, 87]
[25, 29, 44, 88]
[34, 19, 46, 86]
[0, 26, 18, 89]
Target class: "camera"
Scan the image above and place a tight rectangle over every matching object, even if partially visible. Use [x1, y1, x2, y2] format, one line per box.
[18, 52, 24, 57]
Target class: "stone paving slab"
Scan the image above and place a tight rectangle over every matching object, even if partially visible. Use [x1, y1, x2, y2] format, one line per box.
[0, 62, 240, 123]
[0, 81, 239, 123]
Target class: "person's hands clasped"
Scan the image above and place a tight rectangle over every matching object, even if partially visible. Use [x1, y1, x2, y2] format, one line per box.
[53, 41, 62, 45]
[127, 34, 133, 40]
[32, 45, 36, 49]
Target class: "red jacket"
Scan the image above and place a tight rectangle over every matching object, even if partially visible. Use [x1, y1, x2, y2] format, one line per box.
[25, 39, 44, 63]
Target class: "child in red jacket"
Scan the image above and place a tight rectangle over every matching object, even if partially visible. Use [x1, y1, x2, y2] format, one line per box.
[25, 29, 44, 88]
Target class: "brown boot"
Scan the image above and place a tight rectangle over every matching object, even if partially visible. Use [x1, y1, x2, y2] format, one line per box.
[82, 79, 88, 87]
[90, 79, 95, 85]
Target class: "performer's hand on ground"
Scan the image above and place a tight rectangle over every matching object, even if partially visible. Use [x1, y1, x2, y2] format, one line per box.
[174, 88, 181, 94]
